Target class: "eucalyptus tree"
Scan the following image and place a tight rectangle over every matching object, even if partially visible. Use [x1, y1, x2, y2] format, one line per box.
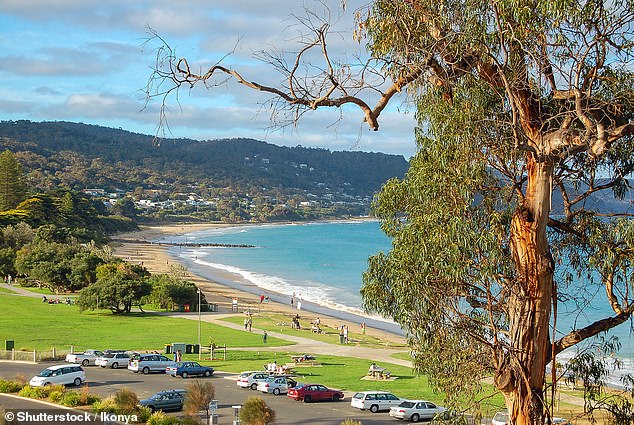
[147, 1, 634, 423]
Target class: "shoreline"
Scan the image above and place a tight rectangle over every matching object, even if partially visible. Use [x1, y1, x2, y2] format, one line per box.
[111, 222, 406, 345]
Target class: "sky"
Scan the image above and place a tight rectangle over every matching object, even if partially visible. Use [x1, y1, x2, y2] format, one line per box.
[0, 0, 418, 159]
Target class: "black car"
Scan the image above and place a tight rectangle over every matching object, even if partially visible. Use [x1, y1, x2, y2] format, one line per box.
[138, 389, 186, 412]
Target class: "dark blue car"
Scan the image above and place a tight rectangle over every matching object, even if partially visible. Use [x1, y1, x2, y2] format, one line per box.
[166, 361, 214, 378]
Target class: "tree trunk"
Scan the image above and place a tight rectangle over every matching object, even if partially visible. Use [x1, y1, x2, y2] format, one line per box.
[497, 154, 555, 425]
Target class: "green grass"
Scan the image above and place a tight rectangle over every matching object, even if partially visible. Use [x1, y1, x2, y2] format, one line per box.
[0, 286, 13, 294]
[221, 314, 408, 350]
[0, 293, 292, 352]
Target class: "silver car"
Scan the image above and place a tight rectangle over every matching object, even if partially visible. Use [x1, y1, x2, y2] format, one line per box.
[127, 354, 175, 374]
[95, 353, 131, 369]
[257, 376, 297, 395]
[389, 400, 446, 422]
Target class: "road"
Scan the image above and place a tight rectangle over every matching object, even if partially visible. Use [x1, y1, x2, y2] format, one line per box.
[0, 362, 402, 425]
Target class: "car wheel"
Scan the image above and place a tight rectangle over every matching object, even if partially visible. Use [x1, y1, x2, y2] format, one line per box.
[332, 394, 341, 401]
[250, 383, 257, 390]
[147, 406, 155, 413]
[304, 395, 311, 403]
[182, 372, 188, 379]
[142, 367, 150, 375]
[81, 359, 89, 366]
[112, 362, 118, 369]
[73, 378, 82, 386]
[204, 370, 211, 377]
[273, 388, 280, 395]
[370, 404, 379, 413]
[411, 413, 420, 423]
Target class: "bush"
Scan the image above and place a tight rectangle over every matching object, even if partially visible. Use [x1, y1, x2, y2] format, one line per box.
[113, 388, 139, 413]
[92, 397, 118, 413]
[48, 390, 64, 403]
[59, 391, 82, 407]
[0, 379, 23, 393]
[146, 412, 183, 425]
[134, 406, 153, 424]
[18, 385, 47, 399]
[239, 396, 275, 425]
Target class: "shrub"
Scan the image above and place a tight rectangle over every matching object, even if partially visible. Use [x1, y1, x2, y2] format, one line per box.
[0, 379, 23, 393]
[183, 380, 215, 417]
[92, 397, 118, 413]
[59, 391, 82, 407]
[134, 406, 153, 424]
[79, 386, 100, 405]
[146, 411, 183, 425]
[239, 396, 275, 425]
[18, 385, 47, 399]
[113, 388, 139, 413]
[48, 390, 64, 403]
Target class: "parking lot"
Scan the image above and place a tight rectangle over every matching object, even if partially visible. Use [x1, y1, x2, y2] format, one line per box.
[0, 361, 405, 424]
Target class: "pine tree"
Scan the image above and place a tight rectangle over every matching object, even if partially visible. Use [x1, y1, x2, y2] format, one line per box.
[0, 150, 27, 211]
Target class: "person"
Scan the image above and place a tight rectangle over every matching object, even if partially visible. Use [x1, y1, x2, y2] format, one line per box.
[173, 350, 178, 362]
[247, 315, 252, 332]
[260, 294, 265, 303]
[41, 295, 47, 303]
[263, 330, 268, 344]
[290, 294, 295, 309]
[244, 316, 249, 330]
[361, 322, 366, 335]
[343, 325, 349, 343]
[176, 349, 182, 362]
[339, 326, 344, 344]
[314, 317, 320, 326]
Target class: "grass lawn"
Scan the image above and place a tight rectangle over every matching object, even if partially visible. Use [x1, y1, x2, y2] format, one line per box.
[221, 314, 409, 350]
[0, 293, 292, 352]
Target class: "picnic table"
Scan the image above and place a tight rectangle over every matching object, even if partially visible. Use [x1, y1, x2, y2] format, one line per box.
[291, 354, 317, 363]
[367, 364, 390, 379]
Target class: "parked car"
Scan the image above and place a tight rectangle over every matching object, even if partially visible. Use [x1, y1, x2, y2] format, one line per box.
[166, 361, 214, 378]
[287, 383, 344, 402]
[389, 400, 447, 422]
[257, 376, 297, 395]
[95, 353, 131, 369]
[492, 411, 508, 425]
[127, 353, 175, 374]
[236, 371, 271, 390]
[29, 364, 85, 387]
[65, 349, 103, 366]
[138, 389, 186, 412]
[351, 390, 402, 413]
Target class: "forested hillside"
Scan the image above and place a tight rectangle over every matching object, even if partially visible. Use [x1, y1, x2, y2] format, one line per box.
[0, 120, 408, 197]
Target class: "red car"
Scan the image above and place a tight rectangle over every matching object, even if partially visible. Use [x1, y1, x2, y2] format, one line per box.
[287, 383, 344, 402]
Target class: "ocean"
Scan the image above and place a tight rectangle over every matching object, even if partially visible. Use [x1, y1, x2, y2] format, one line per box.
[162, 220, 632, 387]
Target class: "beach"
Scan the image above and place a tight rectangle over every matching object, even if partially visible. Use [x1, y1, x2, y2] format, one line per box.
[111, 223, 406, 345]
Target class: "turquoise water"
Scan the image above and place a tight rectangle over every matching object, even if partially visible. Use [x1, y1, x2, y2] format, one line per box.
[164, 220, 632, 385]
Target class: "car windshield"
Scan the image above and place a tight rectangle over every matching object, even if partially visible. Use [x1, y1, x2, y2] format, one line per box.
[264, 377, 276, 383]
[103, 354, 115, 359]
[399, 401, 415, 408]
[38, 369, 54, 377]
[150, 393, 165, 400]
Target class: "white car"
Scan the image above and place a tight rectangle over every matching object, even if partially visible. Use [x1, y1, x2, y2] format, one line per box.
[29, 364, 85, 387]
[350, 390, 402, 413]
[95, 353, 131, 369]
[389, 400, 446, 422]
[236, 371, 271, 390]
[257, 376, 297, 395]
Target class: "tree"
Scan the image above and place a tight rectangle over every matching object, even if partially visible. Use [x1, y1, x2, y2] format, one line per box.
[77, 262, 151, 313]
[0, 150, 27, 211]
[183, 380, 215, 424]
[148, 274, 202, 310]
[147, 2, 634, 424]
[239, 396, 275, 425]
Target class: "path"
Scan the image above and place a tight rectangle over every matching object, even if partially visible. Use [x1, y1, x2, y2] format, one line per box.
[166, 312, 412, 368]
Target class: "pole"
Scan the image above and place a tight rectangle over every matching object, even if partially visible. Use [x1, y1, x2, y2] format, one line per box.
[198, 288, 201, 360]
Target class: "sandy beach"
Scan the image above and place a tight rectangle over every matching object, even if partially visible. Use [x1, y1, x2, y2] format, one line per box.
[111, 223, 406, 345]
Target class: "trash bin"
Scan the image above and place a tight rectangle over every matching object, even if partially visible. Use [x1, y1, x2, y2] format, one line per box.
[5, 340, 14, 350]
[165, 344, 172, 354]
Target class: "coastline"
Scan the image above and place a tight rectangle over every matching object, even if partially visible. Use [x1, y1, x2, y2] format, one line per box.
[111, 222, 406, 345]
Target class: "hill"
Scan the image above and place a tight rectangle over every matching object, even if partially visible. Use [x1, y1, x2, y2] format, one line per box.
[0, 120, 408, 200]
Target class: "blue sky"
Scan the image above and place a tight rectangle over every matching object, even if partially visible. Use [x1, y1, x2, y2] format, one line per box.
[0, 0, 418, 158]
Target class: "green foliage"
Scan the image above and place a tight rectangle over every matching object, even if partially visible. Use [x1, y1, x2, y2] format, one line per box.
[148, 274, 202, 310]
[92, 397, 118, 413]
[18, 385, 48, 399]
[0, 379, 23, 393]
[146, 412, 183, 425]
[0, 150, 27, 211]
[77, 262, 151, 313]
[59, 391, 82, 407]
[239, 396, 275, 425]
